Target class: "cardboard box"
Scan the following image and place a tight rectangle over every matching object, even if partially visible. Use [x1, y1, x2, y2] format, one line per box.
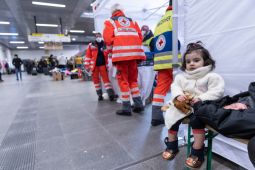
[53, 72, 64, 81]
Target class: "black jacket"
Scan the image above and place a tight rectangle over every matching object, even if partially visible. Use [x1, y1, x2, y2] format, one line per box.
[12, 57, 23, 69]
[194, 82, 255, 139]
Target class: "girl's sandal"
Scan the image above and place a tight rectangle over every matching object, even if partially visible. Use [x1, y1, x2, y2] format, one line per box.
[162, 149, 179, 160]
[185, 155, 203, 169]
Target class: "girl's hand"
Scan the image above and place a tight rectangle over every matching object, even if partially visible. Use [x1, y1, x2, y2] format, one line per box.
[176, 95, 187, 102]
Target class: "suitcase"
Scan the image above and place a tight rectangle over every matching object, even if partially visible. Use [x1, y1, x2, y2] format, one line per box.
[70, 73, 79, 79]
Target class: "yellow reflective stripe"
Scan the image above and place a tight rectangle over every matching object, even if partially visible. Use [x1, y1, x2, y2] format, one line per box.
[154, 63, 172, 70]
[112, 52, 145, 58]
[113, 45, 143, 51]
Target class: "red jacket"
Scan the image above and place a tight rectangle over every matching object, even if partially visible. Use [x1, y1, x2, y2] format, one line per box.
[84, 42, 108, 72]
[103, 10, 146, 63]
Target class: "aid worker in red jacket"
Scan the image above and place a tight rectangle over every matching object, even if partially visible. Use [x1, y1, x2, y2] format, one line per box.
[103, 4, 146, 116]
[84, 32, 115, 101]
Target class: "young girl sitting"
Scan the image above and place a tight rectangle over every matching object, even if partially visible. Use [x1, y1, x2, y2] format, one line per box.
[162, 42, 225, 169]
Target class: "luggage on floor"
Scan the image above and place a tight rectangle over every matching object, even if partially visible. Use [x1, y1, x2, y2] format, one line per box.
[31, 68, 37, 75]
[70, 73, 79, 79]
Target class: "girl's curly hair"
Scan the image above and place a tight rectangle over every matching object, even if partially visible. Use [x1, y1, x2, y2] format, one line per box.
[180, 41, 215, 71]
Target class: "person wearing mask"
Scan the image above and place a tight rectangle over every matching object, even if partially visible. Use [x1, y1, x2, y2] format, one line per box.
[12, 54, 23, 81]
[84, 32, 115, 101]
[151, 1, 182, 126]
[103, 4, 145, 116]
[138, 25, 156, 106]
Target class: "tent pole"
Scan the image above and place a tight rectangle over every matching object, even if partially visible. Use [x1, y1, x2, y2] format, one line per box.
[172, 0, 179, 69]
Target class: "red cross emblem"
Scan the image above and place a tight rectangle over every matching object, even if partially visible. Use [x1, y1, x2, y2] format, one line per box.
[156, 35, 166, 51]
[121, 19, 126, 24]
[118, 17, 130, 27]
[159, 39, 164, 47]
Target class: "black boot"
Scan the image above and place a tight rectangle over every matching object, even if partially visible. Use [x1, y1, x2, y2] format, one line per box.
[109, 95, 115, 101]
[151, 105, 164, 126]
[116, 110, 131, 116]
[132, 96, 144, 113]
[116, 101, 131, 116]
[132, 107, 144, 113]
[96, 89, 103, 101]
[98, 95, 104, 101]
[107, 88, 115, 101]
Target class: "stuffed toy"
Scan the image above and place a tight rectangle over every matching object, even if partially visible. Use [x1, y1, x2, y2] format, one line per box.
[161, 92, 194, 114]
[173, 92, 194, 114]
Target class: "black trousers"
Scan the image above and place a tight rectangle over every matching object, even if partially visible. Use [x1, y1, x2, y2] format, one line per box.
[170, 114, 205, 131]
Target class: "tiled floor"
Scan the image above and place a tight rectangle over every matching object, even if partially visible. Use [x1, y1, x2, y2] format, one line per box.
[0, 74, 247, 170]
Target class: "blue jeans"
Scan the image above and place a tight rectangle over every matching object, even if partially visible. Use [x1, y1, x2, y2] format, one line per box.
[15, 68, 22, 80]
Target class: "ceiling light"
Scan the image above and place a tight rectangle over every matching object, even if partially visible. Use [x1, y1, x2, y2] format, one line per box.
[38, 41, 44, 44]
[0, 33, 19, 36]
[0, 21, 10, 25]
[9, 41, 25, 44]
[36, 23, 58, 27]
[92, 31, 100, 34]
[17, 46, 28, 49]
[32, 1, 66, 8]
[39, 46, 44, 49]
[70, 30, 85, 33]
[72, 38, 76, 41]
[80, 12, 94, 18]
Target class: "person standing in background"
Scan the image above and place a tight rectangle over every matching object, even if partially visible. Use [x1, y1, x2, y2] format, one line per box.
[12, 54, 23, 81]
[138, 25, 156, 106]
[74, 56, 83, 68]
[151, 1, 182, 126]
[85, 32, 115, 101]
[58, 54, 67, 69]
[103, 4, 145, 116]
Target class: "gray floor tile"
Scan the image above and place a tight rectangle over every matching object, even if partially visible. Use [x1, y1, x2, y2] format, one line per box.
[37, 124, 63, 140]
[36, 136, 69, 164]
[60, 118, 100, 135]
[71, 142, 133, 170]
[64, 127, 115, 153]
[35, 156, 74, 170]
[0, 74, 247, 170]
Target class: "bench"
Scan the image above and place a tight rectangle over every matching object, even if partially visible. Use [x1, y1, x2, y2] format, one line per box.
[182, 119, 249, 170]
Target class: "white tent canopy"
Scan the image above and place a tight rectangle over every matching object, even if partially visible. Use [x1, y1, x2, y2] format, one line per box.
[92, 0, 168, 33]
[179, 0, 255, 96]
